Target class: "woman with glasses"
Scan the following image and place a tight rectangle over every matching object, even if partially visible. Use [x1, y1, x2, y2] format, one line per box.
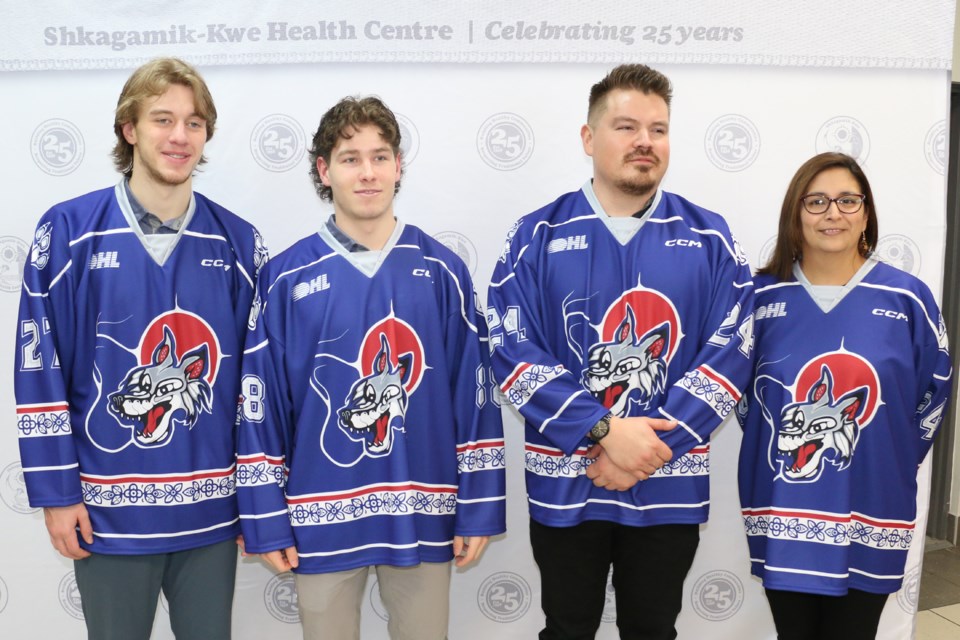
[735, 152, 951, 639]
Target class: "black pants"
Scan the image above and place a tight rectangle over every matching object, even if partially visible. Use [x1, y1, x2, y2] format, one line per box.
[765, 588, 889, 640]
[530, 518, 700, 640]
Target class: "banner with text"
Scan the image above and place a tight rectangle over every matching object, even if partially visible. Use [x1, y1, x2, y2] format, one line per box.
[1, 0, 954, 70]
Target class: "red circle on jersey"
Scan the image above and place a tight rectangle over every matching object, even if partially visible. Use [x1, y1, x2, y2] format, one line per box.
[795, 351, 880, 427]
[600, 287, 681, 363]
[139, 311, 221, 383]
[359, 317, 426, 394]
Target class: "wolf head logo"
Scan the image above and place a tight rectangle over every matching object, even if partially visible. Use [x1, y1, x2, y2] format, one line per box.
[108, 326, 213, 446]
[778, 365, 866, 480]
[583, 307, 669, 417]
[339, 334, 413, 456]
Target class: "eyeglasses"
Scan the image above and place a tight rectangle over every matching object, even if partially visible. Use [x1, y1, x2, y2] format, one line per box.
[800, 193, 866, 215]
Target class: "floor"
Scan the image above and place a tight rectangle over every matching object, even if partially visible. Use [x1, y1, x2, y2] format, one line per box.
[917, 540, 960, 639]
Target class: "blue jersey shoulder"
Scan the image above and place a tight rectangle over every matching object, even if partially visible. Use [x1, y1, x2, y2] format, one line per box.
[260, 232, 332, 290]
[866, 259, 936, 298]
[658, 191, 730, 231]
[40, 186, 122, 233]
[402, 223, 473, 277]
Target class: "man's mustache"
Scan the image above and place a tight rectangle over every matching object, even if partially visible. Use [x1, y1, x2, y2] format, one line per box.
[624, 152, 659, 164]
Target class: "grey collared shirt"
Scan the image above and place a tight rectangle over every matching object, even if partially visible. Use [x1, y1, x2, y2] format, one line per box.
[325, 216, 371, 253]
[124, 180, 186, 235]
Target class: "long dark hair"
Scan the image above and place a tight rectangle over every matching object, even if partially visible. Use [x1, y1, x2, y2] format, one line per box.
[758, 152, 878, 281]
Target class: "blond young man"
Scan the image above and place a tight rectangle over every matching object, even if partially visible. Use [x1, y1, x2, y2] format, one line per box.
[15, 58, 266, 639]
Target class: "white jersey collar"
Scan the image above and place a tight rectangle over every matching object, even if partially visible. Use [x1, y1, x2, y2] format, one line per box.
[581, 180, 663, 246]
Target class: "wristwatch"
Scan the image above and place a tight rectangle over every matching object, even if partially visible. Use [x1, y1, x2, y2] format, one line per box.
[588, 413, 613, 442]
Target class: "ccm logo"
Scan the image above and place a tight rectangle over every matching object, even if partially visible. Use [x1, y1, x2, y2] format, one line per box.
[201, 259, 231, 271]
[665, 239, 702, 247]
[412, 268, 431, 277]
[872, 309, 908, 321]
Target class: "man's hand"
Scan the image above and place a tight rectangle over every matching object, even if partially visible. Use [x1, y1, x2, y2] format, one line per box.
[598, 416, 676, 480]
[584, 446, 639, 491]
[453, 536, 489, 567]
[44, 504, 93, 559]
[261, 546, 300, 573]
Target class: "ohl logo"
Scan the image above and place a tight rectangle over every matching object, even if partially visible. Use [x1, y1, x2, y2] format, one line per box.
[337, 316, 426, 457]
[582, 285, 682, 417]
[773, 349, 880, 482]
[104, 311, 221, 448]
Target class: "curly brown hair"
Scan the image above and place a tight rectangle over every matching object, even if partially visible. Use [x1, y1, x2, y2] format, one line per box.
[308, 96, 403, 202]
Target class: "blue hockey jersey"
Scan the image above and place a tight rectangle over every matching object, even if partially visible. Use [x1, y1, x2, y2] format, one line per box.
[236, 220, 506, 574]
[15, 182, 265, 554]
[737, 258, 951, 595]
[487, 181, 754, 527]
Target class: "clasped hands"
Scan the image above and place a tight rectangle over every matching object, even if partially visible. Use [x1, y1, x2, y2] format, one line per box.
[584, 416, 676, 491]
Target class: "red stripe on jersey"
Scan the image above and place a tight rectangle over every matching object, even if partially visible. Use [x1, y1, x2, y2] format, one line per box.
[17, 403, 69, 414]
[81, 467, 235, 484]
[698, 364, 741, 401]
[286, 483, 454, 504]
[500, 362, 532, 393]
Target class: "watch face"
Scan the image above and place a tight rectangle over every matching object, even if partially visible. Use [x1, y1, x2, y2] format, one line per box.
[591, 417, 610, 441]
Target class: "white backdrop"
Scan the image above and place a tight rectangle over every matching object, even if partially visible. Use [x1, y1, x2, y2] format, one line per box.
[0, 2, 953, 638]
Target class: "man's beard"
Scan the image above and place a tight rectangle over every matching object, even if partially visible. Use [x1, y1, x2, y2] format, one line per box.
[615, 168, 657, 197]
[615, 153, 659, 196]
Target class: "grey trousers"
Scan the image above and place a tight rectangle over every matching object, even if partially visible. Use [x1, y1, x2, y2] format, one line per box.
[73, 538, 237, 640]
[294, 561, 451, 640]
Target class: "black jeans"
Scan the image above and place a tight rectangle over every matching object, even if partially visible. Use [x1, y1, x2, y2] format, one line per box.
[765, 587, 889, 640]
[530, 518, 700, 640]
